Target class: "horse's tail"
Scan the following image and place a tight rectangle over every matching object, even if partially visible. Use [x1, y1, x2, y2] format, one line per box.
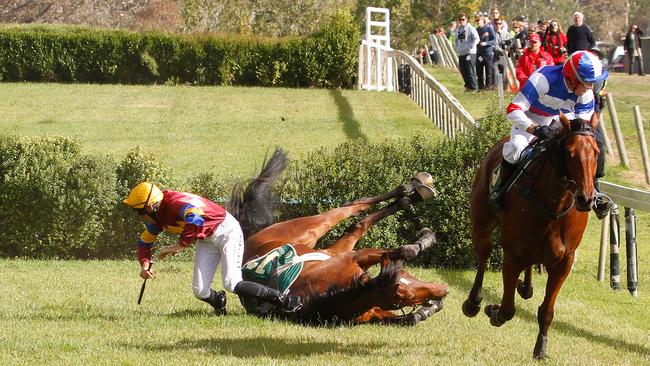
[228, 148, 289, 238]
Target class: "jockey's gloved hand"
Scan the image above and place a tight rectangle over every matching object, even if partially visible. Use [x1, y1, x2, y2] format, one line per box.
[533, 125, 554, 140]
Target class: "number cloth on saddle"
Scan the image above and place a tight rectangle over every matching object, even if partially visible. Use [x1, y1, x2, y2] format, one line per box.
[242, 244, 331, 294]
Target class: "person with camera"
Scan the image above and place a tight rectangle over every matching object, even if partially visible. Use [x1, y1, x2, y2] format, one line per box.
[542, 19, 568, 65]
[455, 13, 480, 91]
[476, 14, 496, 89]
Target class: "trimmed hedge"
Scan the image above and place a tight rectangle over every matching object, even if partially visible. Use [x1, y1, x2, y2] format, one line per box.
[0, 109, 509, 266]
[0, 12, 359, 88]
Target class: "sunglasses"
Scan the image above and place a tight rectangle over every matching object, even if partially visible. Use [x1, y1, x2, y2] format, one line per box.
[459, 18, 467, 21]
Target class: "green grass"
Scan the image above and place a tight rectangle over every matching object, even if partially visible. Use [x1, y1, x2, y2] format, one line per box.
[2, 70, 650, 364]
[0, 83, 440, 178]
[1, 210, 649, 365]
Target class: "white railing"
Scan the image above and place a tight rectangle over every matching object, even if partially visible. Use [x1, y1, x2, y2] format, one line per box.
[358, 7, 393, 91]
[391, 50, 477, 137]
[428, 33, 458, 70]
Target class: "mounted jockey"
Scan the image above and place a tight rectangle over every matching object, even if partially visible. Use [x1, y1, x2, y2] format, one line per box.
[488, 50, 613, 218]
[123, 182, 301, 314]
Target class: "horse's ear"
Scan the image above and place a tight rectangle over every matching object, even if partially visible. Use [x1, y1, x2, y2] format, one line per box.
[559, 112, 570, 131]
[590, 111, 599, 130]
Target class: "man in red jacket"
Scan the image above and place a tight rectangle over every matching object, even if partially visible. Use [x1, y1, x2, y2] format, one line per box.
[515, 33, 554, 86]
[123, 182, 301, 315]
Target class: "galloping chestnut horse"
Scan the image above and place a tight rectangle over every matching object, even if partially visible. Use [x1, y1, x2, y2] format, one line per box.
[228, 149, 449, 325]
[463, 112, 599, 358]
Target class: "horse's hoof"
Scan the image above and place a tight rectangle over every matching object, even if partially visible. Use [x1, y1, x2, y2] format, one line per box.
[411, 172, 437, 201]
[517, 279, 534, 300]
[533, 333, 548, 359]
[415, 228, 436, 251]
[484, 305, 506, 327]
[462, 298, 481, 317]
[411, 172, 433, 187]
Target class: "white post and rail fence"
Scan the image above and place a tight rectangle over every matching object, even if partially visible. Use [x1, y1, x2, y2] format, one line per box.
[357, 7, 476, 137]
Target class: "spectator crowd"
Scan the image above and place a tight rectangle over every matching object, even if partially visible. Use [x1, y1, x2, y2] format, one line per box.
[441, 9, 613, 92]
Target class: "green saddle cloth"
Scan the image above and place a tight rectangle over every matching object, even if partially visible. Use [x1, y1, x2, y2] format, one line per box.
[242, 244, 303, 294]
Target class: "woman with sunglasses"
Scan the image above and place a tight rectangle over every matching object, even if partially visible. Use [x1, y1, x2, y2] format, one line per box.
[123, 182, 302, 315]
[542, 20, 568, 65]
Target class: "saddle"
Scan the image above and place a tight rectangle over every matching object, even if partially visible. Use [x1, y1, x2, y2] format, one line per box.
[242, 244, 330, 294]
[489, 143, 547, 199]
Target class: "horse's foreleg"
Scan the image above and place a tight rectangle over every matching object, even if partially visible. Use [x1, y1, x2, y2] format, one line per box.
[326, 197, 412, 255]
[517, 265, 534, 300]
[484, 254, 522, 327]
[533, 254, 574, 359]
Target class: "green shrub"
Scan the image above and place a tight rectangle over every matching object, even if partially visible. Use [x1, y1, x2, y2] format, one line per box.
[0, 136, 118, 258]
[0, 12, 359, 88]
[0, 103, 508, 267]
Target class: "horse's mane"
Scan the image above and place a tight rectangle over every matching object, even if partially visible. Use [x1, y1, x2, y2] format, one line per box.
[228, 148, 288, 238]
[296, 259, 403, 325]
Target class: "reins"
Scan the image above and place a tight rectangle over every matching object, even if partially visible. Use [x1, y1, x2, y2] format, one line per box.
[514, 129, 595, 220]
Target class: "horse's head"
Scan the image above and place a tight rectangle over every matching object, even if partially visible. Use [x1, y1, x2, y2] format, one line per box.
[548, 112, 600, 212]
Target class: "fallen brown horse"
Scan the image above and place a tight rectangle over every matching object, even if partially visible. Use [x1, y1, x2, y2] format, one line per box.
[228, 149, 448, 325]
[463, 113, 600, 358]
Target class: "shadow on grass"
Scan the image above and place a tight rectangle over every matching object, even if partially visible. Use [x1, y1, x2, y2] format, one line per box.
[438, 269, 650, 357]
[329, 89, 368, 142]
[128, 335, 390, 358]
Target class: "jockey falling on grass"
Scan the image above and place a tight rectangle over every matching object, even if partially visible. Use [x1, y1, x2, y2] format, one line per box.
[488, 50, 613, 218]
[123, 182, 302, 314]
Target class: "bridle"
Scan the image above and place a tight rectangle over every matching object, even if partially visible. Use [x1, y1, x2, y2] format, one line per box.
[515, 123, 595, 219]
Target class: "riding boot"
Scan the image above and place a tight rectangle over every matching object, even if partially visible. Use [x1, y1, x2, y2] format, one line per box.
[592, 179, 614, 220]
[200, 289, 227, 315]
[234, 281, 302, 313]
[487, 158, 517, 211]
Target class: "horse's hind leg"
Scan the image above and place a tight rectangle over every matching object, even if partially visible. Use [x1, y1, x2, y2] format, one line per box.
[247, 185, 413, 253]
[533, 254, 574, 359]
[517, 266, 534, 300]
[327, 196, 413, 255]
[462, 224, 495, 317]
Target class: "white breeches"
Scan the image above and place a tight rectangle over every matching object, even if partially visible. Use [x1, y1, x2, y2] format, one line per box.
[502, 126, 535, 164]
[192, 212, 244, 299]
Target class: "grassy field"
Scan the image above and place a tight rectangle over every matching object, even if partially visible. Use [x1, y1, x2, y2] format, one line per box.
[0, 83, 439, 178]
[1, 211, 649, 365]
[2, 71, 650, 365]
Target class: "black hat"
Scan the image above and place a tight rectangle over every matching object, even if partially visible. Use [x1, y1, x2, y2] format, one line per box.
[515, 15, 526, 22]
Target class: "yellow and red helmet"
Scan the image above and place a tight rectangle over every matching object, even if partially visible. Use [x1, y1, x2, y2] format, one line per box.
[123, 182, 163, 209]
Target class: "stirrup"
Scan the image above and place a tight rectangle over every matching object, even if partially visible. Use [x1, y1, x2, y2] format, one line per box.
[593, 192, 614, 220]
[487, 190, 505, 211]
